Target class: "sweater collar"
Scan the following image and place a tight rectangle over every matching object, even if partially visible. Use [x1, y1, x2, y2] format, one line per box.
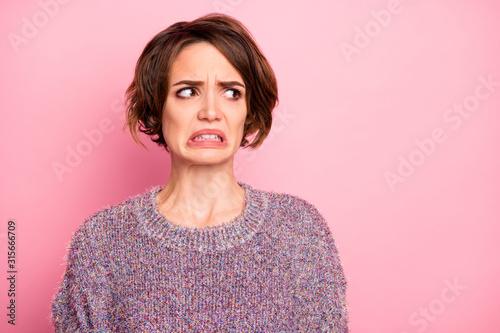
[133, 181, 269, 253]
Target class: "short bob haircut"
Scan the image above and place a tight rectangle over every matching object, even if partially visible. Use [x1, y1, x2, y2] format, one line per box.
[125, 13, 278, 151]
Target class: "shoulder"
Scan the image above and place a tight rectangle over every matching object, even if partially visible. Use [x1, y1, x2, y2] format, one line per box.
[253, 184, 324, 217]
[248, 183, 332, 236]
[252, 184, 345, 274]
[68, 186, 159, 250]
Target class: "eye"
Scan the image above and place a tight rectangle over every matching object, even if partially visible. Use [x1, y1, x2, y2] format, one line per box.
[222, 89, 242, 100]
[176, 87, 197, 98]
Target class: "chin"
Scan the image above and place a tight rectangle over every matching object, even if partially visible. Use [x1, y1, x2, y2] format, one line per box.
[184, 149, 235, 165]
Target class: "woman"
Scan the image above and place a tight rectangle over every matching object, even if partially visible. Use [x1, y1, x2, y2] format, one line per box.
[51, 13, 349, 332]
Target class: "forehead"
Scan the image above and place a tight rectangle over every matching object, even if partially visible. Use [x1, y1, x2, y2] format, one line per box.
[169, 42, 243, 81]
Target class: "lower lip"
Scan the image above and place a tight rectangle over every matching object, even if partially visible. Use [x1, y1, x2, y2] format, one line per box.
[187, 139, 228, 148]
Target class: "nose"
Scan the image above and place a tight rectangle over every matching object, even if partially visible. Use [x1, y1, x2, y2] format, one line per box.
[198, 89, 222, 121]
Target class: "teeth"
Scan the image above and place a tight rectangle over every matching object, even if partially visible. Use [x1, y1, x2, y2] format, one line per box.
[193, 134, 222, 142]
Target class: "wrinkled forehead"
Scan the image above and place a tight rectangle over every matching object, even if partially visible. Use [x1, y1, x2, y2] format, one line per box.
[168, 41, 245, 86]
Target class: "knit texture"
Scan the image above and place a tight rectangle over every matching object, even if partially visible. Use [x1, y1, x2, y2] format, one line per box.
[51, 181, 349, 332]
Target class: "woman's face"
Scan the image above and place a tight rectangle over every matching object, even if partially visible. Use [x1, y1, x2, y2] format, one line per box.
[162, 41, 247, 166]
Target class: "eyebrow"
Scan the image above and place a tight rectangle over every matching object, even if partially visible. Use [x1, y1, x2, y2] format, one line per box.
[171, 80, 245, 89]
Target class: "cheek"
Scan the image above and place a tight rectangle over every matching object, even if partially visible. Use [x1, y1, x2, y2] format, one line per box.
[235, 108, 248, 143]
[163, 98, 179, 123]
[161, 102, 195, 148]
[161, 106, 179, 144]
[230, 108, 246, 131]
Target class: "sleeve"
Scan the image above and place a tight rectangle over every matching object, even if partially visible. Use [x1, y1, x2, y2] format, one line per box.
[51, 224, 114, 332]
[292, 201, 349, 332]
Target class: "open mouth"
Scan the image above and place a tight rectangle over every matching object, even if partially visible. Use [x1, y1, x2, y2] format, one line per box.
[192, 134, 223, 142]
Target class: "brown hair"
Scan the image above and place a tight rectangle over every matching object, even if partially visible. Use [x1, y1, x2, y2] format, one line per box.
[124, 13, 278, 151]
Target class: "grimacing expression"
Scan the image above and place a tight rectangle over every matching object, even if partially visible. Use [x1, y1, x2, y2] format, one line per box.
[161, 42, 248, 165]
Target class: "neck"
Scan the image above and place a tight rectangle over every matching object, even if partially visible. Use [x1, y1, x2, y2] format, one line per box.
[156, 155, 245, 228]
[140, 181, 268, 252]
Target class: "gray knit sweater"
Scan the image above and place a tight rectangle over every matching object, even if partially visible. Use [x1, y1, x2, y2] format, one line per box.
[51, 181, 349, 332]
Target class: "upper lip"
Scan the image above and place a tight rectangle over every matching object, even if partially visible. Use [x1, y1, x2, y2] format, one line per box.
[189, 128, 227, 142]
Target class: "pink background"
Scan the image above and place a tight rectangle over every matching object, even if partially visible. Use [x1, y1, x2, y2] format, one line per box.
[1, 0, 500, 332]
